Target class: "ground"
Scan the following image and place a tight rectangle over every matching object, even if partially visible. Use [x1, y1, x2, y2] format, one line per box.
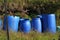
[0, 30, 60, 40]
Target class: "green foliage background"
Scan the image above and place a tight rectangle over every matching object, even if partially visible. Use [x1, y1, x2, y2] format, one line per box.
[0, 0, 60, 25]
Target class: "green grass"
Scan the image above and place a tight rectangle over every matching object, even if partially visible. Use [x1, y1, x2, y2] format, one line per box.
[0, 30, 60, 40]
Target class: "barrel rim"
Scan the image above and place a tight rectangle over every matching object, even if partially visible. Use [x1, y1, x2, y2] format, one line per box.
[32, 18, 40, 20]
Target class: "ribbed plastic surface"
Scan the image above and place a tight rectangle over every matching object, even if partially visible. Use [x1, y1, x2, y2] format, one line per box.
[3, 16, 13, 30]
[19, 18, 24, 32]
[42, 14, 48, 32]
[3, 16, 20, 32]
[11, 16, 19, 32]
[0, 19, 2, 30]
[20, 19, 31, 33]
[31, 18, 42, 32]
[47, 14, 56, 33]
[42, 14, 56, 33]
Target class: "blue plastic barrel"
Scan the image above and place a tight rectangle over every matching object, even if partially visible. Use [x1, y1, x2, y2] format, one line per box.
[41, 14, 48, 32]
[37, 15, 43, 32]
[3, 16, 20, 32]
[31, 18, 42, 32]
[3, 16, 6, 30]
[20, 19, 31, 33]
[47, 14, 56, 33]
[11, 16, 20, 32]
[7, 16, 14, 31]
[41, 14, 56, 33]
[0, 19, 2, 30]
[3, 16, 13, 30]
[19, 18, 24, 32]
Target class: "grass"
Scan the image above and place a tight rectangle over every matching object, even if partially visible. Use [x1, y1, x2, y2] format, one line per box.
[0, 30, 60, 40]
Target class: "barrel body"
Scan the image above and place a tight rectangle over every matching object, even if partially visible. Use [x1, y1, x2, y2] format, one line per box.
[19, 18, 24, 32]
[42, 14, 48, 32]
[3, 16, 13, 30]
[41, 14, 56, 33]
[3, 16, 20, 32]
[3, 16, 6, 30]
[32, 18, 42, 32]
[11, 16, 19, 32]
[7, 16, 14, 31]
[47, 14, 56, 33]
[0, 19, 2, 30]
[21, 19, 31, 33]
